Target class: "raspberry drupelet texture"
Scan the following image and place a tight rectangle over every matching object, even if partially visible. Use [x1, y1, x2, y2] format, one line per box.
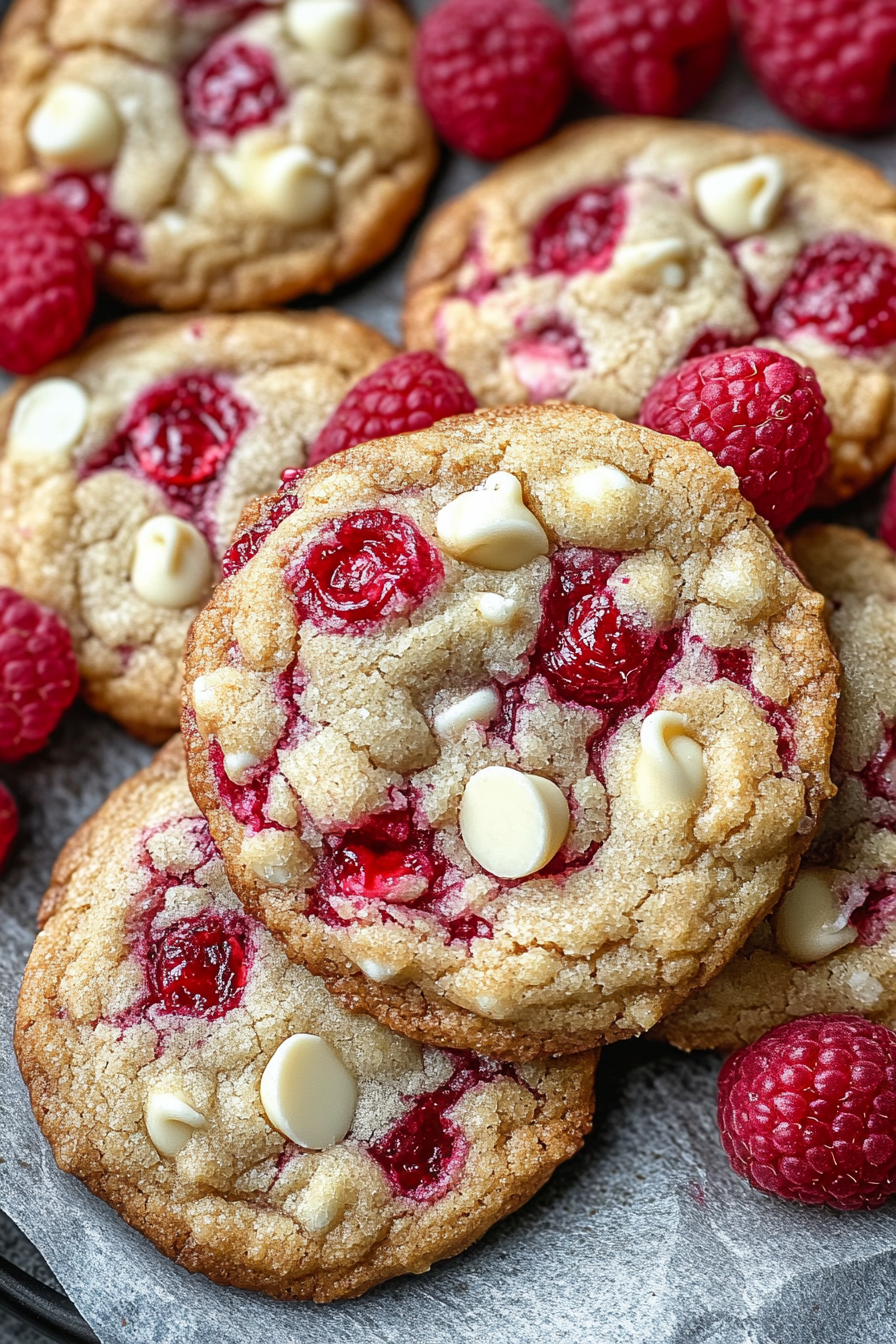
[0, 589, 79, 762]
[569, 0, 731, 117]
[640, 347, 831, 532]
[767, 234, 896, 353]
[0, 195, 94, 375]
[308, 353, 476, 467]
[414, 0, 571, 160]
[0, 781, 17, 870]
[733, 0, 896, 135]
[718, 1014, 896, 1210]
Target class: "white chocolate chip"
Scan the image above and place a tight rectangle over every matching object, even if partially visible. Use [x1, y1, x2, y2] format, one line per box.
[356, 957, 402, 984]
[260, 1034, 357, 1149]
[473, 994, 506, 1017]
[433, 688, 499, 739]
[473, 592, 519, 625]
[285, 0, 365, 56]
[436, 472, 549, 571]
[130, 515, 212, 609]
[191, 673, 217, 720]
[635, 710, 705, 810]
[27, 82, 122, 171]
[239, 830, 307, 886]
[145, 1090, 206, 1157]
[221, 139, 336, 226]
[459, 765, 569, 879]
[293, 1157, 352, 1233]
[611, 238, 690, 290]
[571, 463, 636, 504]
[694, 155, 786, 240]
[8, 378, 89, 463]
[775, 870, 857, 963]
[223, 750, 260, 784]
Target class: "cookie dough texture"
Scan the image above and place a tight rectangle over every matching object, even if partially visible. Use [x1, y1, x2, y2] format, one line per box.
[403, 117, 896, 504]
[0, 310, 395, 742]
[182, 404, 839, 1060]
[0, 0, 435, 309]
[15, 740, 595, 1302]
[662, 527, 896, 1052]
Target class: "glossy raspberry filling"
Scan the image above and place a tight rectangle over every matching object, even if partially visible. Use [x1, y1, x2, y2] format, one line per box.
[48, 172, 141, 260]
[713, 646, 796, 768]
[221, 487, 303, 579]
[287, 509, 444, 635]
[209, 662, 307, 828]
[767, 234, 896, 352]
[509, 318, 588, 400]
[535, 548, 678, 710]
[530, 183, 626, 277]
[144, 910, 249, 1017]
[183, 38, 286, 141]
[367, 1051, 515, 1202]
[849, 875, 896, 947]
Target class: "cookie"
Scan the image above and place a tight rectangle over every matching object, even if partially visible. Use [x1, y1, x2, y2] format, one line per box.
[0, 309, 394, 741]
[181, 403, 839, 1060]
[403, 116, 896, 505]
[15, 738, 595, 1301]
[662, 526, 896, 1053]
[0, 0, 435, 310]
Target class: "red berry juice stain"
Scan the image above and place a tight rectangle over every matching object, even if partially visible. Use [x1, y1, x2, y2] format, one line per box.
[222, 486, 303, 578]
[848, 875, 896, 947]
[713, 646, 796, 768]
[183, 38, 286, 142]
[286, 509, 444, 635]
[49, 172, 142, 260]
[367, 1051, 516, 1202]
[858, 728, 896, 806]
[530, 183, 626, 277]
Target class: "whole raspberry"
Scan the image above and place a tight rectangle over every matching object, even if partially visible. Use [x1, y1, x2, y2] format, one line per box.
[0, 195, 94, 375]
[0, 782, 17, 871]
[640, 346, 831, 531]
[718, 1014, 896, 1210]
[308, 352, 476, 467]
[414, 0, 571, 160]
[733, 0, 896, 135]
[570, 0, 731, 117]
[767, 234, 896, 353]
[0, 589, 79, 762]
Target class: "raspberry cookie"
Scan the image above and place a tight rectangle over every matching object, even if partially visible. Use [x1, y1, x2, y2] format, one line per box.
[403, 117, 896, 505]
[0, 0, 435, 310]
[181, 404, 838, 1060]
[15, 739, 595, 1301]
[663, 526, 896, 1053]
[0, 310, 394, 741]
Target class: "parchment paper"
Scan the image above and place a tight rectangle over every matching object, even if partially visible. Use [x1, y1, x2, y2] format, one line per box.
[4, 10, 896, 1338]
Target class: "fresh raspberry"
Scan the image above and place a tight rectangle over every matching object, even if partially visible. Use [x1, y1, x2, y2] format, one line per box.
[414, 0, 571, 160]
[308, 352, 476, 467]
[733, 0, 896, 135]
[880, 472, 896, 553]
[530, 184, 626, 277]
[570, 0, 730, 117]
[0, 782, 18, 871]
[640, 347, 831, 531]
[183, 38, 286, 141]
[48, 173, 141, 261]
[767, 235, 896, 353]
[718, 1014, 896, 1210]
[0, 194, 94, 375]
[0, 589, 79, 762]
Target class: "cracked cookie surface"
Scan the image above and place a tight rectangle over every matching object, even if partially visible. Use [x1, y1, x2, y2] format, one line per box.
[403, 117, 896, 505]
[14, 738, 595, 1302]
[0, 0, 435, 309]
[181, 404, 838, 1060]
[0, 309, 395, 741]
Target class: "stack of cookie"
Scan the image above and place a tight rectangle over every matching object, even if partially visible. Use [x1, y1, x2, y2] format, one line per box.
[7, 0, 896, 1299]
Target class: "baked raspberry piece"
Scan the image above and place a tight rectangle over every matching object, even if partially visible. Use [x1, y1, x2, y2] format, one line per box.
[718, 1014, 896, 1209]
[414, 0, 571, 160]
[767, 234, 896, 353]
[308, 352, 476, 467]
[183, 38, 286, 142]
[733, 0, 896, 134]
[0, 782, 17, 871]
[530, 183, 626, 277]
[0, 194, 94, 375]
[48, 174, 141, 262]
[0, 589, 79, 763]
[570, 0, 730, 117]
[144, 911, 250, 1019]
[640, 347, 831, 531]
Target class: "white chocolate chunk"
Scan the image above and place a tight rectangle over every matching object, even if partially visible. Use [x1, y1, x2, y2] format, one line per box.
[775, 870, 857, 963]
[130, 515, 212, 609]
[436, 472, 549, 571]
[293, 1157, 352, 1233]
[611, 238, 689, 290]
[474, 592, 518, 625]
[434, 688, 499, 739]
[145, 1090, 206, 1157]
[260, 1034, 357, 1149]
[223, 750, 260, 784]
[459, 765, 569, 879]
[239, 830, 307, 886]
[571, 463, 636, 504]
[285, 0, 365, 56]
[356, 957, 402, 984]
[635, 711, 705, 810]
[694, 155, 786, 240]
[27, 82, 122, 171]
[191, 673, 218, 720]
[222, 139, 335, 226]
[8, 379, 89, 463]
